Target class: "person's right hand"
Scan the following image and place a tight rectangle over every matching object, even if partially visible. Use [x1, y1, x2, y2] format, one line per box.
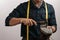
[20, 18, 37, 26]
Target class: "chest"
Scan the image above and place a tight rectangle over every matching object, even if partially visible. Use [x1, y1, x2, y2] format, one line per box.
[29, 8, 47, 21]
[23, 7, 51, 21]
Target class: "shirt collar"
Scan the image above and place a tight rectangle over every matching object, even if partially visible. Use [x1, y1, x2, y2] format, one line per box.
[30, 0, 45, 9]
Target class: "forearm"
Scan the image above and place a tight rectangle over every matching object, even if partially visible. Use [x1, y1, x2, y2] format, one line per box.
[9, 18, 37, 26]
[9, 18, 22, 26]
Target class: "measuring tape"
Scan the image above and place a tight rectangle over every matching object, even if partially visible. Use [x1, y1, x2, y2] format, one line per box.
[26, 1, 48, 40]
[26, 1, 30, 40]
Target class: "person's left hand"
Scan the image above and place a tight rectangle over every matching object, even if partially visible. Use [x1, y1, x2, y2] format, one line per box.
[47, 26, 56, 33]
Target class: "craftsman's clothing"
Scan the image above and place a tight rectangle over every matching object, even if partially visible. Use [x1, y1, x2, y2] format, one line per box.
[5, 1, 57, 40]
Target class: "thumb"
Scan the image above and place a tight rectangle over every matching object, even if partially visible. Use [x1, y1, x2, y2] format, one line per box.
[47, 26, 52, 29]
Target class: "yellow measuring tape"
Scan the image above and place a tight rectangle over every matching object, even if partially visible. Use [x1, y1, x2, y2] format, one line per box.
[45, 2, 48, 23]
[26, 1, 30, 40]
[26, 1, 48, 40]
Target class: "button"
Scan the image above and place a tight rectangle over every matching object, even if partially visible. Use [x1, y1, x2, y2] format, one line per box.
[36, 15, 41, 20]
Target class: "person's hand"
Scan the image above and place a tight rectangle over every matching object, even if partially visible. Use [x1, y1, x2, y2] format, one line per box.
[51, 26, 56, 32]
[47, 26, 52, 29]
[20, 18, 37, 26]
[47, 26, 56, 33]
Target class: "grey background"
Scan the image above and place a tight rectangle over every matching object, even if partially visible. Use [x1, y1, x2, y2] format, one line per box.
[0, 0, 60, 40]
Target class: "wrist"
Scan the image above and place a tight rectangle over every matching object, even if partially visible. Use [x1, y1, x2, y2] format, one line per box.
[19, 18, 23, 24]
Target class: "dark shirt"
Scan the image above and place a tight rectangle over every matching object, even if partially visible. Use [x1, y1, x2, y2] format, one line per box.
[5, 1, 57, 38]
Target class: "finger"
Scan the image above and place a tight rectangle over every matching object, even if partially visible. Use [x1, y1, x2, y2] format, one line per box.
[28, 20, 31, 26]
[31, 19, 37, 26]
[29, 19, 33, 26]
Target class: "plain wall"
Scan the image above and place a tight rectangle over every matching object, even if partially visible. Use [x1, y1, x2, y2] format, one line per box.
[0, 0, 60, 40]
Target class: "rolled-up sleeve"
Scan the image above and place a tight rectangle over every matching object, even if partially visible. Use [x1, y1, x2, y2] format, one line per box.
[48, 5, 57, 32]
[5, 3, 24, 26]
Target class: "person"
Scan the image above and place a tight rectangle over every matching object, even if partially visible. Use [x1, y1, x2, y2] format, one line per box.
[5, 0, 57, 40]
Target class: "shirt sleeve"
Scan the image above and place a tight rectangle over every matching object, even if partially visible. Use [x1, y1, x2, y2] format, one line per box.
[48, 5, 57, 32]
[5, 3, 24, 26]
